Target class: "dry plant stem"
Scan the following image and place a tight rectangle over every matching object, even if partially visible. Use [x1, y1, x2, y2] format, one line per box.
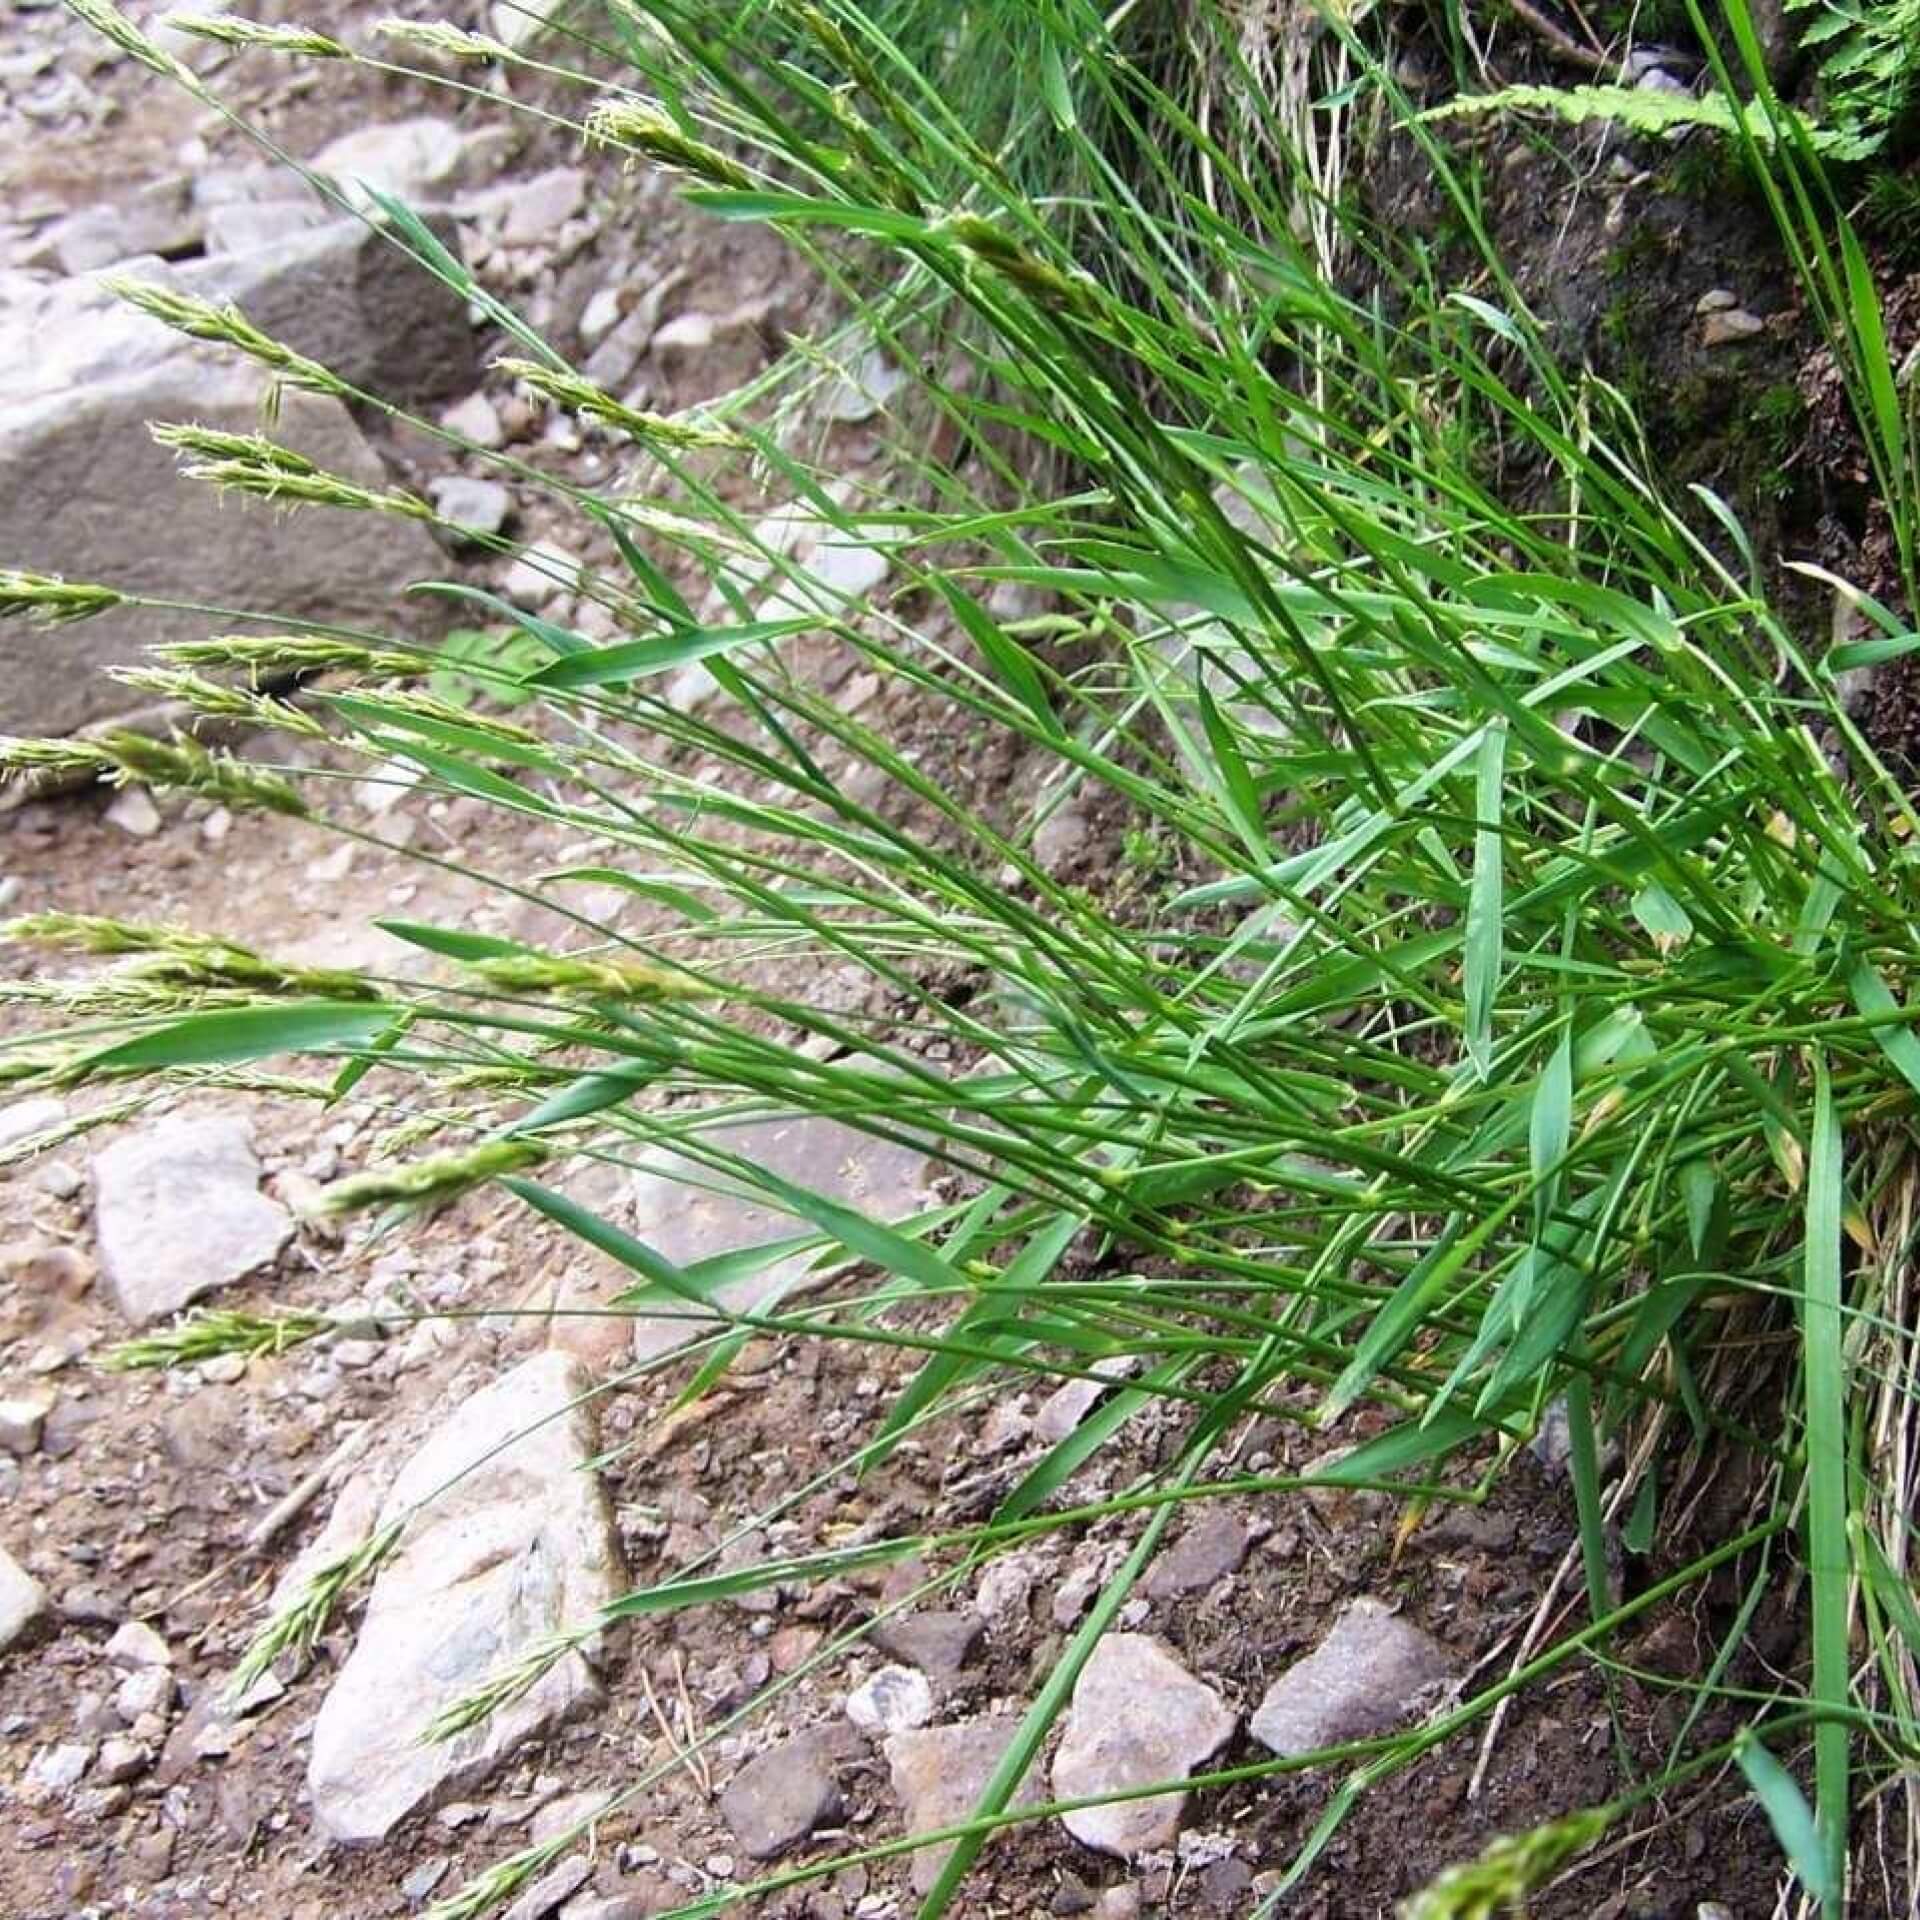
[1504, 0, 1610, 70]
[244, 1422, 374, 1551]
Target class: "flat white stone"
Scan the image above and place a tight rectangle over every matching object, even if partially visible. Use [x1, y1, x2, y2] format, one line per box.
[306, 1351, 624, 1843]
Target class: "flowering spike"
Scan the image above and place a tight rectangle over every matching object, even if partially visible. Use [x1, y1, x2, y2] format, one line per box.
[161, 12, 350, 57]
[107, 278, 350, 397]
[310, 1137, 551, 1217]
[0, 570, 128, 625]
[585, 101, 754, 189]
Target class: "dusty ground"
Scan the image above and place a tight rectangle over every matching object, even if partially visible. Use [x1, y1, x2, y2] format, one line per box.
[0, 4, 1897, 1920]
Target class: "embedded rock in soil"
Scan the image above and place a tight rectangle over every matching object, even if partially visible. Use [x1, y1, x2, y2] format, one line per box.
[306, 1351, 624, 1843]
[846, 1663, 934, 1735]
[28, 175, 200, 275]
[0, 280, 445, 737]
[496, 168, 587, 247]
[719, 1726, 853, 1859]
[886, 1717, 1047, 1895]
[310, 116, 469, 212]
[202, 196, 334, 257]
[91, 1112, 290, 1326]
[0, 1542, 48, 1651]
[1247, 1597, 1451, 1758]
[625, 1116, 938, 1366]
[0, 1388, 52, 1455]
[1051, 1633, 1236, 1858]
[501, 1854, 591, 1920]
[1141, 1509, 1251, 1601]
[870, 1610, 982, 1684]
[429, 475, 512, 542]
[0, 1094, 67, 1154]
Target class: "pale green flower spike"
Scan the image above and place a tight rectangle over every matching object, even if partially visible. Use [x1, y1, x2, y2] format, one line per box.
[371, 17, 511, 62]
[151, 422, 435, 520]
[309, 1136, 553, 1217]
[0, 729, 311, 815]
[0, 570, 128, 625]
[423, 1841, 568, 1920]
[227, 1519, 403, 1701]
[106, 278, 350, 397]
[102, 1307, 338, 1372]
[1, 911, 382, 999]
[421, 1627, 587, 1742]
[496, 357, 748, 449]
[1396, 1806, 1613, 1919]
[344, 686, 545, 747]
[157, 634, 429, 682]
[584, 101, 755, 188]
[467, 949, 706, 1001]
[111, 666, 330, 739]
[61, 0, 189, 77]
[161, 12, 350, 57]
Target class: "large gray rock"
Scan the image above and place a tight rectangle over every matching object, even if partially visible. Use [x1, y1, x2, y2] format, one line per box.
[0, 270, 447, 737]
[1051, 1633, 1235, 1857]
[307, 1351, 624, 1843]
[91, 1111, 291, 1326]
[625, 1115, 938, 1367]
[0, 1542, 48, 1652]
[172, 213, 479, 407]
[1247, 1597, 1451, 1759]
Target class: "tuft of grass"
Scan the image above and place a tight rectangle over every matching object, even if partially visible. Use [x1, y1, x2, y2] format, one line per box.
[24, 0, 1920, 1912]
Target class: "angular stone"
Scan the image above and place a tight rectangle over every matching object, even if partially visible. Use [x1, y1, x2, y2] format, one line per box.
[429, 475, 512, 541]
[24, 1741, 92, 1795]
[497, 169, 586, 247]
[0, 1389, 52, 1455]
[33, 177, 199, 275]
[1248, 1598, 1451, 1758]
[581, 306, 654, 392]
[719, 1727, 850, 1859]
[870, 1610, 982, 1684]
[0, 1543, 48, 1651]
[886, 1718, 1046, 1895]
[0, 280, 447, 737]
[1702, 308, 1766, 349]
[1141, 1509, 1251, 1601]
[103, 785, 160, 837]
[846, 1664, 933, 1735]
[202, 196, 334, 257]
[1033, 1365, 1130, 1445]
[442, 390, 505, 450]
[0, 1095, 67, 1155]
[307, 1351, 625, 1843]
[502, 539, 585, 609]
[91, 1112, 290, 1326]
[626, 1115, 937, 1367]
[105, 1619, 171, 1669]
[502, 1854, 591, 1920]
[114, 1665, 174, 1724]
[1051, 1634, 1235, 1857]
[95, 1735, 151, 1784]
[311, 117, 469, 211]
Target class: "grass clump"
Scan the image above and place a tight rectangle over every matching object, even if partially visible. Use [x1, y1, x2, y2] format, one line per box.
[19, 0, 1920, 1911]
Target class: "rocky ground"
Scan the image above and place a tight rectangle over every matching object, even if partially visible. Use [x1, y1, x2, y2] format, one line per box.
[0, 5, 1840, 1919]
